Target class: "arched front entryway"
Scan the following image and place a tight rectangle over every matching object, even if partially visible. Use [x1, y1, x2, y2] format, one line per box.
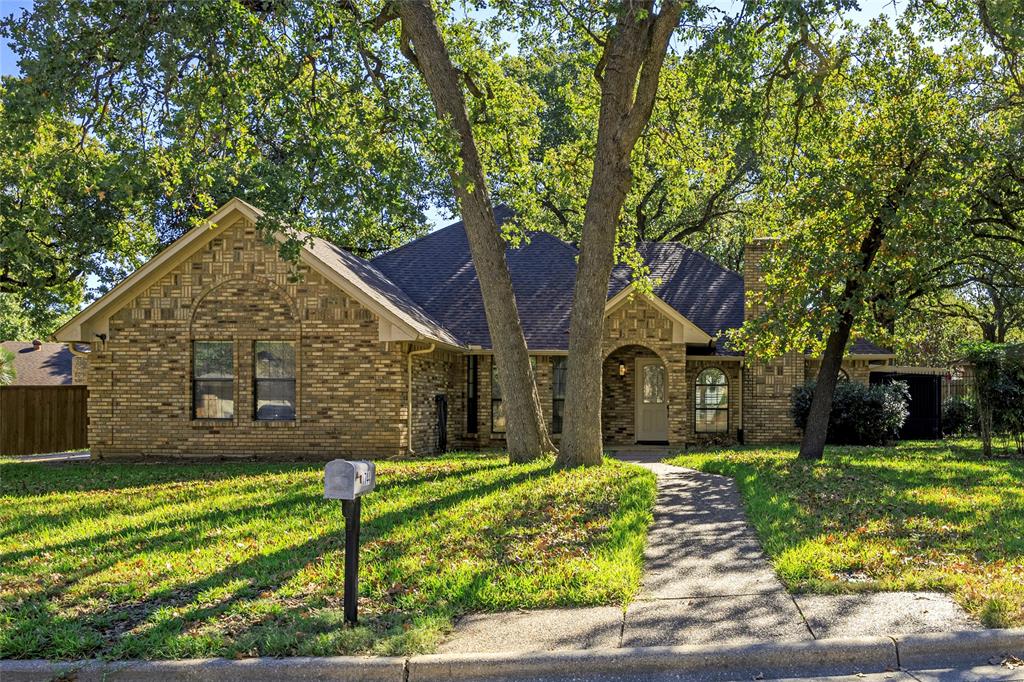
[602, 344, 670, 445]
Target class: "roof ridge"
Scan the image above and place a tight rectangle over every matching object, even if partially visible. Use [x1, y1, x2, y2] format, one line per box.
[524, 229, 578, 255]
[638, 240, 744, 283]
[371, 217, 463, 263]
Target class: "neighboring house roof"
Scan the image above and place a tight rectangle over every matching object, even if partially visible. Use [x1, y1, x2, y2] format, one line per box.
[1, 342, 73, 385]
[849, 338, 893, 355]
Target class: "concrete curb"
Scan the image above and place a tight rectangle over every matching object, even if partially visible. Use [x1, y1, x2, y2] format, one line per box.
[407, 636, 897, 680]
[0, 655, 407, 682]
[2, 629, 1021, 681]
[894, 629, 1024, 670]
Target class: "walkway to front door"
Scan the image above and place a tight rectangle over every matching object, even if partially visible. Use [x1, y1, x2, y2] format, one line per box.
[438, 451, 978, 653]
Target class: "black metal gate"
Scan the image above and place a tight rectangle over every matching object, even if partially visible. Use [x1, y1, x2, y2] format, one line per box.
[869, 372, 942, 440]
[435, 394, 448, 452]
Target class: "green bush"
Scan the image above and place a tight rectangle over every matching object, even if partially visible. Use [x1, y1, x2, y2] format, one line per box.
[963, 342, 1024, 457]
[942, 396, 979, 436]
[791, 380, 909, 445]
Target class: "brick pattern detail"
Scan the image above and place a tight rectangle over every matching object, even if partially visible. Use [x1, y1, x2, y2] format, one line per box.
[86, 217, 408, 459]
[603, 295, 687, 445]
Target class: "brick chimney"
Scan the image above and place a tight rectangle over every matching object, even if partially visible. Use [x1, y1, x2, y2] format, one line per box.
[740, 236, 805, 445]
[743, 238, 776, 322]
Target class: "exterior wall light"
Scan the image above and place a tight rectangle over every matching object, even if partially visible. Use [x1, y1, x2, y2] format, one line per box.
[619, 361, 627, 377]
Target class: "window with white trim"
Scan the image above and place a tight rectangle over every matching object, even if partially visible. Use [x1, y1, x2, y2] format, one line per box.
[695, 367, 728, 433]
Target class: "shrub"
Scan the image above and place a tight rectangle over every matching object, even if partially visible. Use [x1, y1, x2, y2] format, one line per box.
[963, 342, 1024, 457]
[942, 396, 978, 436]
[791, 380, 910, 445]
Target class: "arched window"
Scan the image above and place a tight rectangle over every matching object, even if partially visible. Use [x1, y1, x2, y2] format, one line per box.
[695, 368, 729, 433]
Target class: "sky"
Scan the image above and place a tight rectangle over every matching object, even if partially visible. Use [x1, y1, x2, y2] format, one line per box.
[0, 0, 902, 232]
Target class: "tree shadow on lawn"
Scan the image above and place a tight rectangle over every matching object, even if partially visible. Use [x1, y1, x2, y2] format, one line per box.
[1, 458, 521, 599]
[0, 453, 507, 497]
[1, 462, 554, 660]
[0, 457, 510, 543]
[696, 447, 1024, 573]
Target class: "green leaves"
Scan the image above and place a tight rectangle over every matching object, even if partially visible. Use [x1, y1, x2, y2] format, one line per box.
[732, 20, 995, 360]
[0, 81, 156, 321]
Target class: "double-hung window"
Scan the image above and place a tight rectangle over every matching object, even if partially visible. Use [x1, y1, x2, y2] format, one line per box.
[552, 357, 567, 434]
[193, 341, 234, 420]
[491, 357, 536, 433]
[695, 368, 729, 433]
[254, 341, 296, 421]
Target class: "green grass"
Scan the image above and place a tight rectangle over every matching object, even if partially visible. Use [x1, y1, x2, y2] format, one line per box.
[668, 439, 1024, 629]
[0, 454, 655, 660]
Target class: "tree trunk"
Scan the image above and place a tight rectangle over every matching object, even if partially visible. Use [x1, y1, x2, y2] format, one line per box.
[558, 160, 634, 467]
[799, 313, 855, 459]
[992, 287, 1007, 343]
[799, 154, 924, 460]
[396, 1, 552, 461]
[556, 1, 681, 468]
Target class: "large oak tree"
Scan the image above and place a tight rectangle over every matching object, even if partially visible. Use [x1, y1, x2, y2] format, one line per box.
[3, 0, 853, 463]
[733, 19, 1007, 459]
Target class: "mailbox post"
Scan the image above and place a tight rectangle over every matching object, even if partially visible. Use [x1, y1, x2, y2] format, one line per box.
[324, 460, 376, 625]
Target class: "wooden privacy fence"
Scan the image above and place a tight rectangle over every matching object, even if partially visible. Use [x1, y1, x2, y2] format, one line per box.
[0, 386, 88, 456]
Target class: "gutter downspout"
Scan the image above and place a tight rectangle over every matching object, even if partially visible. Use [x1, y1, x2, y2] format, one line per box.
[407, 343, 436, 455]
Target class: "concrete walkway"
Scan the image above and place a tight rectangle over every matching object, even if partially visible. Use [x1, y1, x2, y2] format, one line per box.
[440, 452, 978, 653]
[9, 450, 91, 463]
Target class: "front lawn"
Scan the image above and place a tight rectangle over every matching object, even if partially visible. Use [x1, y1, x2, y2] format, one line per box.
[0, 454, 655, 660]
[669, 439, 1024, 629]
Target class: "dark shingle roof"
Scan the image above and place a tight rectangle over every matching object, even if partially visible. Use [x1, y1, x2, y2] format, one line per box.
[371, 209, 892, 356]
[372, 206, 578, 349]
[609, 242, 745, 339]
[373, 210, 748, 352]
[850, 338, 892, 355]
[1, 342, 73, 385]
[304, 235, 463, 347]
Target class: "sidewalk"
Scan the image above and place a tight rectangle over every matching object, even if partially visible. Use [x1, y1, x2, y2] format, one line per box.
[441, 454, 977, 653]
[5, 631, 1022, 681]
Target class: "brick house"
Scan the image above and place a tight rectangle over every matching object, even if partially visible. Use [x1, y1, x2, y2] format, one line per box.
[53, 198, 894, 459]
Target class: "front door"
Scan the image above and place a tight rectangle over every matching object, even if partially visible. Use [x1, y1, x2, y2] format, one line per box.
[635, 357, 668, 442]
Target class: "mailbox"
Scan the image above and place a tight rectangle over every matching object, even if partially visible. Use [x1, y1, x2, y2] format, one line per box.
[324, 459, 376, 625]
[324, 459, 376, 500]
